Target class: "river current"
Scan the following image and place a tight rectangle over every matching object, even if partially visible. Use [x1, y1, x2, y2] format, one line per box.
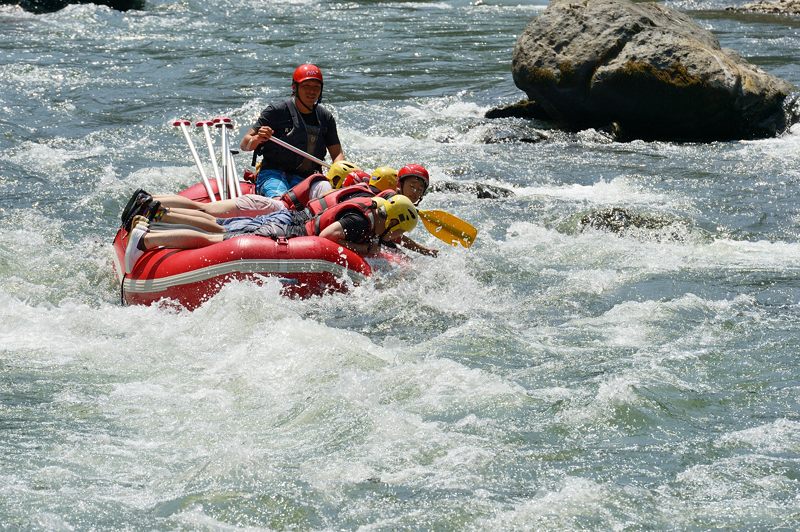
[1, 0, 799, 529]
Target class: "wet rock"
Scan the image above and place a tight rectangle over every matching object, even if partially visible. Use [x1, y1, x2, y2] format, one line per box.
[480, 128, 549, 144]
[578, 207, 689, 241]
[485, 99, 551, 120]
[0, 0, 144, 13]
[726, 0, 800, 16]
[429, 181, 515, 199]
[512, 0, 798, 141]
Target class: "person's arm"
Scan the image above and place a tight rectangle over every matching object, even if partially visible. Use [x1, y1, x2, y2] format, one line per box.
[324, 113, 345, 163]
[398, 235, 438, 257]
[240, 125, 273, 152]
[318, 222, 380, 255]
[319, 213, 383, 256]
[327, 144, 344, 163]
[240, 106, 280, 151]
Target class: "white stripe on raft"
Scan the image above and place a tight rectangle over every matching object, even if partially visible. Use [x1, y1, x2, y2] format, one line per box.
[120, 258, 368, 294]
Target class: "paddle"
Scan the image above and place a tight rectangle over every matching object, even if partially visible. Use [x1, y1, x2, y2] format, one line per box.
[263, 135, 478, 247]
[172, 120, 217, 202]
[418, 209, 477, 248]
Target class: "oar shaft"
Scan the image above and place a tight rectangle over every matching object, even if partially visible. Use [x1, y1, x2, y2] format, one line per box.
[198, 121, 223, 195]
[214, 117, 238, 200]
[174, 120, 216, 202]
[228, 149, 242, 197]
[268, 136, 330, 169]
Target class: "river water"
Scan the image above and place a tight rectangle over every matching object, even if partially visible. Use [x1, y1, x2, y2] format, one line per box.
[1, 0, 799, 529]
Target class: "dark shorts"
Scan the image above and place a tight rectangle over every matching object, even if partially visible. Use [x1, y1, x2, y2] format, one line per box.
[222, 209, 311, 240]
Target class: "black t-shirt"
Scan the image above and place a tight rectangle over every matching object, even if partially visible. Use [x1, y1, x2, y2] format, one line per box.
[252, 104, 339, 147]
[300, 111, 319, 127]
[337, 212, 371, 244]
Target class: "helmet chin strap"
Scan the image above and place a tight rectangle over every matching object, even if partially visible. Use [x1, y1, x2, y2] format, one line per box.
[293, 84, 321, 113]
[379, 220, 399, 239]
[295, 96, 316, 113]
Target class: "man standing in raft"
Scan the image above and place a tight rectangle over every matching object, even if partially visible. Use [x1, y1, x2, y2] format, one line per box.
[240, 64, 346, 198]
[124, 195, 419, 274]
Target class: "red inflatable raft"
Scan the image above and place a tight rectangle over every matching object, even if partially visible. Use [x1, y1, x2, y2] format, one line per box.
[112, 180, 373, 309]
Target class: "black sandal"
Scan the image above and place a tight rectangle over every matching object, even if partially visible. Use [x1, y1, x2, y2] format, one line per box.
[120, 189, 151, 224]
[123, 197, 155, 232]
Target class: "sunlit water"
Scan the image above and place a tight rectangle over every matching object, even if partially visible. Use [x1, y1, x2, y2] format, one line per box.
[1, 0, 799, 528]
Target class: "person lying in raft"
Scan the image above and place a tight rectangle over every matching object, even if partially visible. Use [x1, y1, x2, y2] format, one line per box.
[124, 194, 419, 274]
[289, 163, 435, 256]
[119, 160, 363, 232]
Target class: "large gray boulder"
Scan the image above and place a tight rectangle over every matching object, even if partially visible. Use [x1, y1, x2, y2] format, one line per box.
[512, 0, 797, 141]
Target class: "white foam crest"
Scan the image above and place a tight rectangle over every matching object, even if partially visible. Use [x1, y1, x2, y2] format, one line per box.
[342, 130, 422, 164]
[0, 63, 92, 97]
[0, 5, 30, 16]
[336, 98, 490, 158]
[717, 419, 800, 454]
[422, 97, 486, 120]
[670, 456, 800, 523]
[481, 476, 623, 529]
[501, 221, 800, 295]
[699, 237, 800, 272]
[378, 1, 455, 9]
[0, 280, 451, 508]
[298, 358, 524, 494]
[403, 251, 500, 316]
[6, 140, 108, 175]
[562, 294, 748, 349]
[526, 386, 576, 403]
[0, 212, 118, 306]
[513, 176, 675, 208]
[556, 375, 642, 426]
[500, 222, 682, 277]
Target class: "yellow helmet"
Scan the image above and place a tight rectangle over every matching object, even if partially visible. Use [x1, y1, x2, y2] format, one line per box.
[369, 166, 398, 192]
[327, 161, 361, 189]
[375, 194, 418, 233]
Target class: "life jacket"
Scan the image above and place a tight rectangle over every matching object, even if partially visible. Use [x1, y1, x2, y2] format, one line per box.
[305, 183, 371, 216]
[255, 99, 330, 175]
[305, 184, 396, 216]
[279, 172, 329, 210]
[305, 196, 379, 239]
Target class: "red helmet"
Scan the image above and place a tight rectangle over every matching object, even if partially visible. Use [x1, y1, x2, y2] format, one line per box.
[341, 170, 371, 188]
[397, 164, 429, 191]
[292, 64, 323, 86]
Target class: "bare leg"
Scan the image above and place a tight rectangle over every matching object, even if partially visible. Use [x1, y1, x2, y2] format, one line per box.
[160, 208, 225, 233]
[204, 196, 286, 218]
[153, 194, 283, 218]
[143, 229, 225, 250]
[153, 194, 205, 210]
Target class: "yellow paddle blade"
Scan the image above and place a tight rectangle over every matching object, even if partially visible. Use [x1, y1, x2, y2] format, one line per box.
[418, 209, 478, 248]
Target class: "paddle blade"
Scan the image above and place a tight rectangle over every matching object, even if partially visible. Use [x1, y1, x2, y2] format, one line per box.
[418, 209, 477, 248]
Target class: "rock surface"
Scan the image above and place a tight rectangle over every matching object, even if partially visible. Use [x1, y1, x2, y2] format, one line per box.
[511, 0, 797, 141]
[0, 0, 143, 13]
[727, 0, 800, 15]
[429, 181, 515, 199]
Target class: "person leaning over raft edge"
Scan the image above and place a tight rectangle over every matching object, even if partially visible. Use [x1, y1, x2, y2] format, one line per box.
[240, 63, 346, 199]
[123, 195, 419, 274]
